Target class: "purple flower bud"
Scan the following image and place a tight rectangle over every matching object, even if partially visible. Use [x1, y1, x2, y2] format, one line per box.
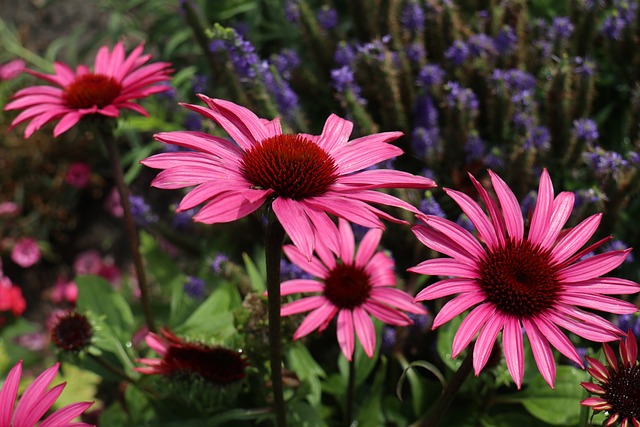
[465, 133, 485, 161]
[444, 40, 469, 65]
[419, 192, 445, 217]
[468, 33, 497, 58]
[211, 254, 229, 274]
[550, 17, 574, 40]
[401, 0, 426, 32]
[495, 26, 517, 55]
[129, 195, 158, 227]
[572, 118, 599, 143]
[184, 276, 205, 299]
[317, 6, 338, 30]
[405, 42, 426, 64]
[416, 64, 445, 87]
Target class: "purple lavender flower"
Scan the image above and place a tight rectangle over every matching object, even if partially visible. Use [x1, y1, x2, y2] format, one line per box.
[401, 0, 426, 33]
[495, 26, 517, 55]
[184, 276, 205, 299]
[628, 151, 640, 165]
[129, 195, 158, 227]
[272, 48, 300, 79]
[419, 191, 445, 217]
[444, 40, 469, 65]
[521, 190, 537, 217]
[574, 188, 608, 207]
[381, 326, 397, 354]
[583, 146, 628, 176]
[211, 254, 229, 274]
[616, 314, 640, 338]
[468, 33, 497, 58]
[260, 61, 299, 117]
[171, 208, 196, 229]
[317, 6, 338, 30]
[334, 42, 357, 66]
[456, 213, 475, 232]
[413, 94, 439, 129]
[445, 81, 479, 112]
[285, 0, 300, 22]
[524, 126, 551, 150]
[331, 65, 356, 93]
[228, 34, 260, 80]
[572, 118, 599, 143]
[405, 42, 426, 64]
[416, 64, 445, 88]
[550, 17, 575, 40]
[483, 148, 504, 168]
[357, 36, 390, 61]
[573, 57, 596, 77]
[408, 310, 431, 330]
[420, 168, 436, 181]
[411, 127, 440, 158]
[281, 258, 312, 280]
[208, 39, 226, 53]
[183, 111, 202, 131]
[464, 133, 485, 161]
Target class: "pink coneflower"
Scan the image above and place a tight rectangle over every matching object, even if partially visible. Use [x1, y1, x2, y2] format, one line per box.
[135, 328, 248, 384]
[0, 361, 94, 426]
[141, 95, 435, 258]
[4, 42, 172, 138]
[278, 219, 427, 360]
[409, 169, 639, 388]
[10, 237, 41, 268]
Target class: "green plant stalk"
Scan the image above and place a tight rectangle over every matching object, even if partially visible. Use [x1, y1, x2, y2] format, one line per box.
[419, 346, 474, 427]
[265, 214, 287, 427]
[346, 356, 356, 427]
[104, 131, 155, 332]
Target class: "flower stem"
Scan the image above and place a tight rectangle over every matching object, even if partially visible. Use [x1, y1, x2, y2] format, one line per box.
[265, 215, 286, 427]
[419, 347, 474, 427]
[345, 355, 356, 427]
[104, 132, 155, 332]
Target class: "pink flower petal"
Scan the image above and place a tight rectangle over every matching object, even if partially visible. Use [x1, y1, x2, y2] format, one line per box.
[570, 277, 640, 295]
[353, 307, 376, 358]
[522, 318, 556, 388]
[444, 188, 499, 249]
[452, 303, 496, 358]
[551, 213, 602, 263]
[371, 287, 426, 314]
[209, 97, 270, 147]
[281, 296, 326, 316]
[0, 361, 21, 426]
[527, 168, 554, 245]
[283, 245, 328, 278]
[337, 169, 436, 189]
[420, 215, 485, 260]
[192, 191, 266, 223]
[280, 279, 325, 296]
[366, 252, 396, 287]
[355, 227, 382, 267]
[13, 363, 60, 424]
[302, 206, 340, 255]
[473, 312, 505, 375]
[336, 310, 355, 361]
[533, 315, 582, 367]
[411, 224, 478, 263]
[539, 191, 575, 250]
[414, 278, 479, 301]
[153, 130, 243, 161]
[558, 250, 632, 283]
[337, 218, 355, 264]
[363, 300, 412, 326]
[273, 198, 316, 259]
[489, 170, 524, 241]
[293, 301, 337, 339]
[316, 114, 353, 153]
[18, 383, 65, 427]
[560, 293, 638, 314]
[503, 317, 525, 389]
[409, 258, 479, 279]
[39, 401, 94, 427]
[431, 291, 485, 328]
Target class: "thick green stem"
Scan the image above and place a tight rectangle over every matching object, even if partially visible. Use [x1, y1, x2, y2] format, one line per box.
[105, 133, 155, 332]
[345, 356, 356, 427]
[265, 216, 287, 427]
[419, 347, 474, 427]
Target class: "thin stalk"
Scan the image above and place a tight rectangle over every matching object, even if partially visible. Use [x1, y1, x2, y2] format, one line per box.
[345, 356, 356, 427]
[265, 215, 287, 427]
[104, 132, 155, 332]
[419, 347, 474, 427]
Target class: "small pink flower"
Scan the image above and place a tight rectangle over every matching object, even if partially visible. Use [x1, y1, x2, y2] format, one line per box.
[0, 202, 19, 217]
[73, 250, 103, 276]
[64, 162, 92, 188]
[50, 277, 78, 304]
[0, 275, 26, 317]
[5, 42, 172, 138]
[11, 237, 41, 268]
[0, 361, 94, 426]
[104, 187, 124, 218]
[0, 59, 25, 81]
[278, 219, 426, 360]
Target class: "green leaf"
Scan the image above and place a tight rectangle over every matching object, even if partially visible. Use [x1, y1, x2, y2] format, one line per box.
[242, 252, 266, 292]
[480, 412, 555, 427]
[76, 275, 134, 339]
[355, 357, 387, 427]
[174, 282, 237, 339]
[436, 314, 464, 371]
[286, 343, 326, 406]
[396, 358, 444, 417]
[509, 365, 589, 425]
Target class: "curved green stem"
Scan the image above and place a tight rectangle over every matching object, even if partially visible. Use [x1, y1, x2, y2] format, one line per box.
[345, 356, 356, 427]
[265, 215, 287, 427]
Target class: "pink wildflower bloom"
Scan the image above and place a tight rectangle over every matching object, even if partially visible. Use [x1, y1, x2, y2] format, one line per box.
[0, 59, 25, 81]
[278, 219, 427, 360]
[581, 329, 640, 427]
[409, 169, 639, 388]
[64, 162, 92, 189]
[0, 361, 94, 427]
[142, 95, 436, 258]
[103, 187, 124, 218]
[0, 202, 19, 217]
[10, 237, 41, 268]
[0, 275, 26, 317]
[4, 42, 172, 138]
[50, 277, 78, 305]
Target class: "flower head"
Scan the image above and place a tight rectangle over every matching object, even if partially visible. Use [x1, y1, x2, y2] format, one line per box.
[0, 361, 94, 426]
[278, 219, 427, 360]
[0, 274, 26, 317]
[11, 237, 41, 268]
[142, 96, 435, 258]
[50, 311, 93, 352]
[581, 330, 640, 427]
[5, 41, 172, 138]
[410, 169, 639, 388]
[135, 328, 248, 384]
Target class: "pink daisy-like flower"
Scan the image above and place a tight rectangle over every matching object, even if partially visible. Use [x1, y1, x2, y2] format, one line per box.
[4, 42, 172, 138]
[141, 95, 435, 258]
[10, 237, 41, 268]
[581, 329, 640, 427]
[278, 219, 427, 360]
[0, 360, 94, 426]
[409, 169, 639, 388]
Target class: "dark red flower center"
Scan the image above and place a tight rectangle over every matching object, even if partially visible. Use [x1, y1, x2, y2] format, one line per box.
[51, 312, 93, 352]
[63, 73, 123, 109]
[240, 134, 338, 200]
[603, 364, 640, 420]
[478, 238, 560, 318]
[324, 263, 372, 309]
[164, 344, 247, 384]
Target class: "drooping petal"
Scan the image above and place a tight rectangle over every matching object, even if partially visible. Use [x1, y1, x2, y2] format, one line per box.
[444, 188, 499, 249]
[522, 318, 556, 388]
[293, 301, 337, 339]
[431, 291, 486, 328]
[558, 250, 632, 283]
[534, 315, 582, 367]
[502, 317, 525, 389]
[337, 218, 355, 264]
[411, 224, 479, 263]
[353, 307, 376, 358]
[409, 258, 479, 279]
[473, 312, 505, 375]
[370, 287, 426, 314]
[336, 310, 355, 361]
[527, 168, 554, 245]
[363, 300, 412, 326]
[0, 361, 21, 427]
[452, 303, 496, 358]
[559, 293, 638, 314]
[414, 278, 479, 301]
[419, 215, 485, 260]
[39, 402, 94, 427]
[282, 245, 328, 278]
[273, 198, 316, 259]
[488, 170, 524, 241]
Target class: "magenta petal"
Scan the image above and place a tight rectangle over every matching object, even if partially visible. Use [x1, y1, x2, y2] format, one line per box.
[560, 293, 638, 314]
[273, 198, 316, 259]
[539, 191, 575, 250]
[489, 170, 524, 241]
[571, 277, 640, 295]
[534, 316, 582, 367]
[473, 312, 505, 375]
[302, 206, 340, 255]
[452, 303, 496, 358]
[420, 216, 485, 259]
[363, 300, 412, 326]
[192, 192, 265, 223]
[280, 279, 324, 296]
[551, 214, 602, 263]
[528, 168, 554, 245]
[522, 318, 556, 388]
[317, 113, 353, 153]
[371, 287, 426, 314]
[366, 252, 397, 287]
[412, 224, 478, 263]
[431, 291, 485, 328]
[409, 258, 479, 279]
[52, 112, 84, 137]
[293, 301, 336, 339]
[283, 245, 328, 278]
[558, 250, 632, 282]
[19, 383, 66, 427]
[502, 317, 525, 389]
[0, 361, 21, 427]
[353, 307, 376, 358]
[207, 97, 270, 147]
[444, 188, 499, 249]
[13, 363, 60, 424]
[337, 218, 355, 264]
[355, 227, 382, 267]
[39, 402, 94, 427]
[281, 296, 326, 316]
[337, 169, 436, 189]
[336, 310, 355, 361]
[414, 278, 479, 301]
